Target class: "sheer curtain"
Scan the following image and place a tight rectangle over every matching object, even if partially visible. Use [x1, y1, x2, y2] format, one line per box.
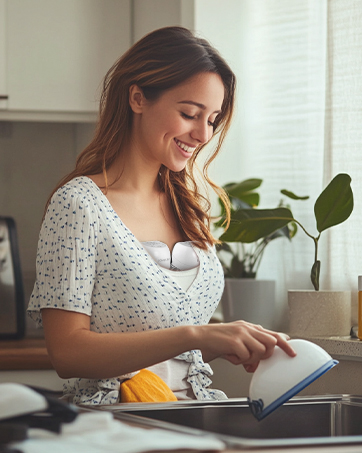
[230, 0, 362, 330]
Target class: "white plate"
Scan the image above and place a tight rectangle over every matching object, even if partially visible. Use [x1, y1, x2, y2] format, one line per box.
[248, 339, 338, 420]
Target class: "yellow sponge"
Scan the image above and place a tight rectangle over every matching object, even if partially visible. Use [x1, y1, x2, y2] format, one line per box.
[120, 369, 178, 403]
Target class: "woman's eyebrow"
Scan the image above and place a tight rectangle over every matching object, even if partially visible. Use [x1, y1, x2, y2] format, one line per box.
[177, 100, 221, 114]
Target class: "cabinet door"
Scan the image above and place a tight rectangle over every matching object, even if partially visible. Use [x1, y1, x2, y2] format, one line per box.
[6, 0, 130, 113]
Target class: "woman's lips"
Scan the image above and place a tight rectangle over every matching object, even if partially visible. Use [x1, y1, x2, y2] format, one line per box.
[174, 138, 196, 157]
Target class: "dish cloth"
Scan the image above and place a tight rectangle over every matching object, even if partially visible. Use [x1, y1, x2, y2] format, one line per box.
[11, 411, 226, 453]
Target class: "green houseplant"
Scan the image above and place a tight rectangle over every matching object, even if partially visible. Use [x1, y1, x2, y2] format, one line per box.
[215, 178, 304, 279]
[214, 178, 305, 328]
[218, 173, 354, 291]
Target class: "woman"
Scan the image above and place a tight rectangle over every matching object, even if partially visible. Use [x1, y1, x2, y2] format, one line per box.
[28, 27, 295, 405]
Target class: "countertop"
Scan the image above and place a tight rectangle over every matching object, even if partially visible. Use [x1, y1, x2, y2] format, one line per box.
[0, 338, 53, 370]
[2, 338, 362, 452]
[301, 334, 362, 361]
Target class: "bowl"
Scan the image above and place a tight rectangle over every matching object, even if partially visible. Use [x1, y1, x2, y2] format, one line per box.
[248, 339, 338, 420]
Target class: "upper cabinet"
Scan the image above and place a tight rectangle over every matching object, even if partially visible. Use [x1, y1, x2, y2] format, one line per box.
[0, 0, 131, 122]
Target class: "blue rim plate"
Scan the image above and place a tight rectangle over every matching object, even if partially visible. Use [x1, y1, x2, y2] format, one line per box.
[248, 359, 338, 420]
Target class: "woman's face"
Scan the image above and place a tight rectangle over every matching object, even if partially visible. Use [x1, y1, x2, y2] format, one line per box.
[131, 72, 225, 172]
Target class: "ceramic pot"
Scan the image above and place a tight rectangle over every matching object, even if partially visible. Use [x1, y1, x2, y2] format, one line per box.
[221, 278, 276, 329]
[288, 290, 351, 337]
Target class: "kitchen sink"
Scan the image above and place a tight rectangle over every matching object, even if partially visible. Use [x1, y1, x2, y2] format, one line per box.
[99, 395, 362, 449]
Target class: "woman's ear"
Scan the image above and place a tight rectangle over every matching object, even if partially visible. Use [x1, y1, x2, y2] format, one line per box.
[129, 84, 145, 114]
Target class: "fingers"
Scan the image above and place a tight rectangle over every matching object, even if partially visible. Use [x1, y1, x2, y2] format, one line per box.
[199, 321, 296, 367]
[226, 321, 296, 365]
[243, 363, 259, 373]
[275, 335, 297, 357]
[256, 327, 297, 357]
[213, 322, 274, 366]
[241, 329, 276, 362]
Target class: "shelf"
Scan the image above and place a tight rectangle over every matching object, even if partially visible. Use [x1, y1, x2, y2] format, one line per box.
[0, 109, 98, 123]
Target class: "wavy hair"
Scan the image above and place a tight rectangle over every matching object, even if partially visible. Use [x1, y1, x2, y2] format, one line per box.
[46, 26, 235, 249]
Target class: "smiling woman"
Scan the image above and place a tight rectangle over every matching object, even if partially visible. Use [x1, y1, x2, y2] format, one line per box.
[27, 26, 295, 406]
[128, 72, 225, 174]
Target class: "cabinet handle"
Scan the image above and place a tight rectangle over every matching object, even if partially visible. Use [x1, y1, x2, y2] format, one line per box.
[0, 95, 8, 100]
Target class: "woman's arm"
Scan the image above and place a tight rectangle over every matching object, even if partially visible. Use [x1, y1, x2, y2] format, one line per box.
[42, 308, 296, 379]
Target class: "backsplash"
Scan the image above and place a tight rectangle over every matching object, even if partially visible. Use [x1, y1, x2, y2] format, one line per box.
[0, 121, 95, 335]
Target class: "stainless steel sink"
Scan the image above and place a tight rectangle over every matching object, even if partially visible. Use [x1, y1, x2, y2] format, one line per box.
[100, 395, 362, 449]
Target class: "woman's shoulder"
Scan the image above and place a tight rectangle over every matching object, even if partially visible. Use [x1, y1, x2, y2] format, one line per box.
[51, 176, 100, 204]
[55, 175, 98, 195]
[46, 176, 103, 220]
[39, 177, 104, 244]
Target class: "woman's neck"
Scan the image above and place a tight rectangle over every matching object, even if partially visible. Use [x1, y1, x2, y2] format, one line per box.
[104, 147, 161, 196]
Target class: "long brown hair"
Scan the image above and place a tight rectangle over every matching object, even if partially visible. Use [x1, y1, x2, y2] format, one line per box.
[46, 26, 235, 249]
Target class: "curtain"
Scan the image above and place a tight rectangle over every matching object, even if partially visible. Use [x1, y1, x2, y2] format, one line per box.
[228, 0, 362, 330]
[325, 0, 362, 310]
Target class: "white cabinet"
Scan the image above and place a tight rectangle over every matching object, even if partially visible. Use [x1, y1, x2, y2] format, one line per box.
[1, 0, 131, 121]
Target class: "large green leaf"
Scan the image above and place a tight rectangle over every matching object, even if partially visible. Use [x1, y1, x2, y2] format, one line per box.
[231, 193, 260, 208]
[224, 179, 262, 207]
[219, 207, 294, 243]
[314, 173, 354, 233]
[224, 178, 262, 195]
[268, 225, 291, 241]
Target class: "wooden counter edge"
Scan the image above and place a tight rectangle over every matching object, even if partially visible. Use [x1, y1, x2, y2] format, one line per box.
[0, 338, 54, 370]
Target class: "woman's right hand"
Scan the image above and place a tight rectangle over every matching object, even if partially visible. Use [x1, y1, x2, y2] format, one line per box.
[195, 320, 296, 371]
[42, 308, 295, 380]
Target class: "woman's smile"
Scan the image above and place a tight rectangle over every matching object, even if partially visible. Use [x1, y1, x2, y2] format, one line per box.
[174, 138, 197, 156]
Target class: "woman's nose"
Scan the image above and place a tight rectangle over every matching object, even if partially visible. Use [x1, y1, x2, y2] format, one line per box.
[191, 120, 211, 145]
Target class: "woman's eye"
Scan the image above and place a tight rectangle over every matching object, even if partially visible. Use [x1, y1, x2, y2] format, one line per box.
[181, 112, 195, 120]
[181, 112, 215, 128]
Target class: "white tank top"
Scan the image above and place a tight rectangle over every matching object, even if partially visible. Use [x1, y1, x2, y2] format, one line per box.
[141, 241, 200, 398]
[142, 241, 199, 291]
[141, 241, 199, 270]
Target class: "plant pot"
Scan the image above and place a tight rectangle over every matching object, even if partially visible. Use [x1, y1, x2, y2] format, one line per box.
[221, 278, 276, 329]
[288, 290, 351, 337]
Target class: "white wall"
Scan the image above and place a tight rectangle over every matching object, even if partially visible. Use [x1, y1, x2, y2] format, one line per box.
[193, 0, 245, 188]
[133, 0, 181, 41]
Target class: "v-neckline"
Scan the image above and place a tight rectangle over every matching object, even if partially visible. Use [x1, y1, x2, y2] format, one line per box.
[142, 240, 192, 255]
[81, 176, 203, 295]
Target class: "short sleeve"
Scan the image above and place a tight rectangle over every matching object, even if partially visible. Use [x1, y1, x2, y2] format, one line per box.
[27, 185, 99, 326]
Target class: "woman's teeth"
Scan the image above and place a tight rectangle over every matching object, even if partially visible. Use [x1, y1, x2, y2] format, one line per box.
[175, 139, 196, 154]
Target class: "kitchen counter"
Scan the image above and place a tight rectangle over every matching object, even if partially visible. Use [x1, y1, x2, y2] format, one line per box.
[0, 337, 64, 390]
[0, 338, 52, 370]
[2, 337, 362, 452]
[300, 334, 362, 361]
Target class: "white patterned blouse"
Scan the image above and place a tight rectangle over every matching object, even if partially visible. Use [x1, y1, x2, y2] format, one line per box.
[28, 176, 226, 405]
